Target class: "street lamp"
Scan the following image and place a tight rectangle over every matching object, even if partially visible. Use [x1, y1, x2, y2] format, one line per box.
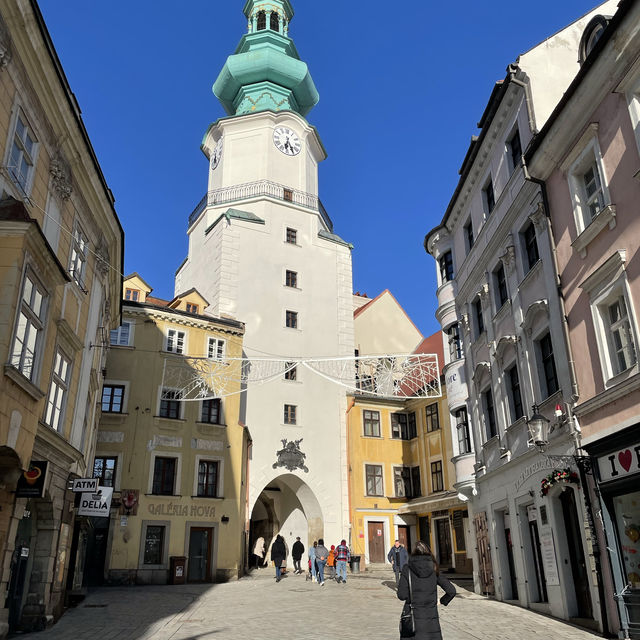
[527, 404, 551, 450]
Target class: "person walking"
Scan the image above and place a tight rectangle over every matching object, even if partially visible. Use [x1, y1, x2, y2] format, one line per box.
[335, 539, 350, 584]
[326, 545, 336, 579]
[397, 541, 456, 640]
[315, 539, 329, 586]
[388, 539, 409, 585]
[292, 537, 305, 574]
[271, 535, 287, 582]
[309, 541, 318, 582]
[253, 536, 265, 568]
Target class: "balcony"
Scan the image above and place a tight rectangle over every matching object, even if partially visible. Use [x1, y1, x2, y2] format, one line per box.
[443, 358, 468, 414]
[436, 279, 457, 312]
[188, 180, 333, 232]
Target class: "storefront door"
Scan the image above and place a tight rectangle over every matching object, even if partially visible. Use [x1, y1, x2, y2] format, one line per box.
[435, 518, 452, 567]
[367, 521, 385, 563]
[474, 512, 495, 595]
[398, 525, 411, 553]
[188, 527, 213, 582]
[505, 528, 518, 600]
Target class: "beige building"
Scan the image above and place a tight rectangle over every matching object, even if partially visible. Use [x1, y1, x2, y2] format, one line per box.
[0, 1, 123, 635]
[93, 276, 249, 585]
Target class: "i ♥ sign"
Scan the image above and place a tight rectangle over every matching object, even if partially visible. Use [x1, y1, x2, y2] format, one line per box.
[599, 443, 640, 482]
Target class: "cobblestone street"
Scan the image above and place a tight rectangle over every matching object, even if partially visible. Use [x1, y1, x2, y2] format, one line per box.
[21, 568, 604, 640]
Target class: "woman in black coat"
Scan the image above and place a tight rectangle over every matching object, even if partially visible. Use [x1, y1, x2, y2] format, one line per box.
[271, 535, 286, 582]
[397, 541, 456, 640]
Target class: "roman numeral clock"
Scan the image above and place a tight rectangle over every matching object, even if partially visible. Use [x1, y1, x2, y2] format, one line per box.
[273, 126, 301, 156]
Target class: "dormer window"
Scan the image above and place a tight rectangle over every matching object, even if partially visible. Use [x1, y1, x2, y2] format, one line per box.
[270, 12, 280, 31]
[579, 16, 609, 65]
[125, 288, 139, 302]
[257, 11, 266, 31]
[186, 303, 199, 314]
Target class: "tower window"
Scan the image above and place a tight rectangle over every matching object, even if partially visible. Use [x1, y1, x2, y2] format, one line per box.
[257, 11, 266, 31]
[270, 12, 280, 31]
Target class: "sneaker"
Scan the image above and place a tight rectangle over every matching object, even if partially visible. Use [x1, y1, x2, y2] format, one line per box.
[276, 577, 281, 582]
[320, 581, 325, 586]
[312, 577, 317, 582]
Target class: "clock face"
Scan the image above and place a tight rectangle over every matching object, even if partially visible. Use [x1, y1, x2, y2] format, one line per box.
[274, 127, 301, 156]
[211, 138, 223, 170]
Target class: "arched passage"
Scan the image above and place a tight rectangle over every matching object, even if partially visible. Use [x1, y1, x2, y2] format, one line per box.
[249, 474, 323, 569]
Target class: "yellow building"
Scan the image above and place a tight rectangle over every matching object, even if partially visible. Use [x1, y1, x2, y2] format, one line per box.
[93, 276, 249, 584]
[0, 2, 122, 635]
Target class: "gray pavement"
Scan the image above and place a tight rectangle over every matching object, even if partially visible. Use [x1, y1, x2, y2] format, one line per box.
[20, 567, 604, 640]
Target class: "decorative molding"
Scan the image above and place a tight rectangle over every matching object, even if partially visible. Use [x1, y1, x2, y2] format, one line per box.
[500, 245, 516, 274]
[273, 439, 308, 473]
[97, 431, 125, 443]
[574, 372, 640, 418]
[0, 18, 12, 71]
[461, 313, 471, 335]
[493, 335, 518, 365]
[478, 282, 490, 302]
[95, 234, 111, 278]
[56, 318, 83, 352]
[49, 157, 73, 201]
[579, 249, 626, 295]
[560, 123, 599, 173]
[529, 202, 547, 232]
[472, 361, 491, 385]
[521, 299, 549, 336]
[571, 205, 617, 259]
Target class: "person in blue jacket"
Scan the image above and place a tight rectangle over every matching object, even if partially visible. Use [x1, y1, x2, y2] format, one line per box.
[388, 539, 409, 585]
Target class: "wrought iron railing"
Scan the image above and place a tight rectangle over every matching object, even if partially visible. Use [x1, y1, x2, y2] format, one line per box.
[188, 180, 334, 231]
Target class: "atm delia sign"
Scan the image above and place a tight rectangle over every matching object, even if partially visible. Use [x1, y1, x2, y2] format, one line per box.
[77, 487, 113, 517]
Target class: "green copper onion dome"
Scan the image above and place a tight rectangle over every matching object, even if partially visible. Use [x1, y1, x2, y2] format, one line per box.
[213, 1, 319, 117]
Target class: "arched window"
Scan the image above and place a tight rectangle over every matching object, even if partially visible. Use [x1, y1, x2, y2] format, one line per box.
[270, 12, 280, 32]
[256, 11, 266, 31]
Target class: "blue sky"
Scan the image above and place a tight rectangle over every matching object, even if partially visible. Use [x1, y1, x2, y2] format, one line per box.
[38, 0, 602, 338]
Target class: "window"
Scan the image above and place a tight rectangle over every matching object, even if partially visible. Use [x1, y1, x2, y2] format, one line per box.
[508, 128, 522, 174]
[270, 11, 280, 31]
[363, 410, 381, 437]
[152, 457, 176, 495]
[285, 270, 298, 288]
[448, 324, 462, 360]
[483, 389, 497, 439]
[286, 227, 297, 244]
[284, 362, 297, 381]
[391, 413, 410, 440]
[69, 225, 88, 288]
[456, 408, 471, 454]
[473, 299, 485, 337]
[44, 349, 71, 431]
[538, 333, 559, 397]
[166, 329, 186, 354]
[93, 456, 117, 488]
[411, 466, 421, 498]
[256, 10, 266, 30]
[284, 404, 297, 425]
[523, 223, 540, 271]
[125, 288, 139, 302]
[425, 404, 440, 432]
[431, 461, 444, 493]
[604, 296, 637, 376]
[408, 412, 417, 439]
[394, 467, 412, 498]
[439, 251, 454, 283]
[581, 162, 605, 223]
[494, 263, 508, 309]
[464, 220, 474, 252]
[365, 464, 383, 496]
[507, 366, 524, 423]
[102, 384, 125, 413]
[197, 460, 219, 497]
[8, 111, 36, 193]
[143, 525, 165, 565]
[207, 337, 225, 360]
[10, 271, 47, 380]
[186, 302, 199, 314]
[110, 321, 132, 346]
[285, 310, 298, 329]
[483, 177, 495, 216]
[160, 389, 182, 419]
[201, 398, 221, 424]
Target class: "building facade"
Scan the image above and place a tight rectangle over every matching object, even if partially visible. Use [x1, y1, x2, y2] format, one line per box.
[424, 2, 618, 632]
[94, 276, 248, 585]
[526, 2, 640, 636]
[174, 0, 354, 559]
[0, 0, 123, 635]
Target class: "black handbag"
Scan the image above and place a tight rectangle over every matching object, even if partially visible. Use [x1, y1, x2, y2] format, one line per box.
[399, 570, 415, 638]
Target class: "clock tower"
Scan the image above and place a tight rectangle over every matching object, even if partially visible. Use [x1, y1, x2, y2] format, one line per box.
[176, 1, 355, 557]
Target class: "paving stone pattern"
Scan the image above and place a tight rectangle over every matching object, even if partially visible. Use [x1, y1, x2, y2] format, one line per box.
[21, 568, 603, 640]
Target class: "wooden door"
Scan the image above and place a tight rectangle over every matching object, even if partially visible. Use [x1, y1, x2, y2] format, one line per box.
[368, 521, 385, 563]
[474, 512, 495, 595]
[397, 525, 411, 553]
[435, 519, 452, 567]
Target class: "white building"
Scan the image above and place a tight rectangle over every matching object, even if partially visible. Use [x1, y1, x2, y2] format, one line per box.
[175, 1, 354, 559]
[424, 2, 617, 632]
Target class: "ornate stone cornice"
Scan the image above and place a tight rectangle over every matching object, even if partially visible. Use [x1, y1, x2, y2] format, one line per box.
[500, 245, 516, 274]
[95, 234, 111, 278]
[50, 156, 73, 201]
[529, 202, 547, 232]
[0, 18, 12, 71]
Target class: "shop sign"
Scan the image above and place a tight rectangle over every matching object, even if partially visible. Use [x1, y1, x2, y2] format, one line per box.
[598, 442, 640, 482]
[16, 461, 48, 498]
[147, 503, 216, 519]
[514, 459, 554, 493]
[539, 529, 560, 586]
[72, 478, 98, 493]
[77, 487, 113, 517]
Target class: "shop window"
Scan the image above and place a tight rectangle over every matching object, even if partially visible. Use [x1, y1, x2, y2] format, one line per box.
[143, 525, 165, 565]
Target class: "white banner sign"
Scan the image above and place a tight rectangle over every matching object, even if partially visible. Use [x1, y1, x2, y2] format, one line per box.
[597, 442, 640, 482]
[539, 529, 560, 586]
[77, 487, 113, 517]
[72, 478, 98, 493]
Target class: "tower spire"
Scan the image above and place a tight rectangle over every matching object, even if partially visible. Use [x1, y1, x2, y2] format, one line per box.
[213, 1, 319, 118]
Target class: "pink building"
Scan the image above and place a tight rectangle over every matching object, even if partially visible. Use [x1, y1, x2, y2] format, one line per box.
[526, 1, 640, 637]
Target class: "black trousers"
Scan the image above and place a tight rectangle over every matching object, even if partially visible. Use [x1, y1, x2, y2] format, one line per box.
[293, 558, 302, 572]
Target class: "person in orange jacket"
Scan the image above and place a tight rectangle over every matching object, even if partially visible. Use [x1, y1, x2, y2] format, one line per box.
[327, 544, 337, 579]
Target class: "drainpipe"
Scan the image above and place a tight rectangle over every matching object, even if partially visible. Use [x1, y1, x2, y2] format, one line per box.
[346, 397, 355, 551]
[522, 162, 610, 636]
[508, 65, 537, 135]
